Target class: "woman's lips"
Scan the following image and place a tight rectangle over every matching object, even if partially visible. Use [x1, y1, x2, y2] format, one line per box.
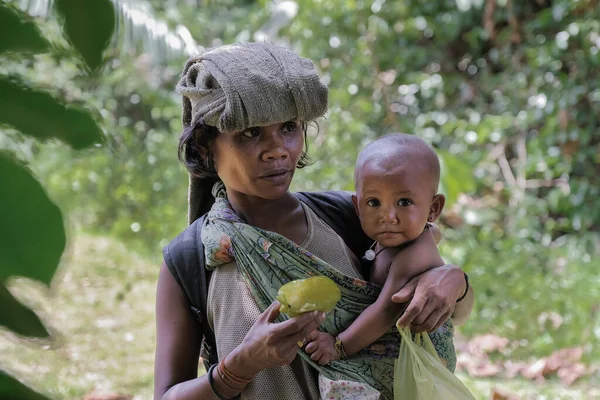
[259, 169, 290, 184]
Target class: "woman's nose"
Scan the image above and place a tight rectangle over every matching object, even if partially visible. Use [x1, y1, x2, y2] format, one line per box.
[261, 130, 288, 161]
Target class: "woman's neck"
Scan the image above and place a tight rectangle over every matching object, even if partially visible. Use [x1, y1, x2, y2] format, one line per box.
[227, 190, 302, 230]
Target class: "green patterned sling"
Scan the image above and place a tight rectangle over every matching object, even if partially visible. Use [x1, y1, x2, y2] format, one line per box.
[202, 184, 456, 400]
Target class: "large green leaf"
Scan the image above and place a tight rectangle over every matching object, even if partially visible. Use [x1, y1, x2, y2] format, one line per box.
[438, 150, 476, 208]
[0, 284, 49, 338]
[55, 0, 115, 71]
[0, 3, 49, 55]
[0, 153, 65, 286]
[0, 77, 103, 149]
[0, 370, 50, 400]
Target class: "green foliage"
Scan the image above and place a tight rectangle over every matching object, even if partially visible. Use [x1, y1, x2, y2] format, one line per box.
[0, 153, 64, 286]
[0, 77, 103, 149]
[0, 284, 49, 337]
[0, 0, 115, 398]
[55, 0, 116, 71]
[0, 3, 49, 54]
[0, 371, 51, 400]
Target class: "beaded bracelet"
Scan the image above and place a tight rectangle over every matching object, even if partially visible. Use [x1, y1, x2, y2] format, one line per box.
[207, 363, 241, 400]
[456, 272, 470, 303]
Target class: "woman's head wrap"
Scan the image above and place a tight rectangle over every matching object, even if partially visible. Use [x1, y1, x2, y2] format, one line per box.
[176, 42, 329, 223]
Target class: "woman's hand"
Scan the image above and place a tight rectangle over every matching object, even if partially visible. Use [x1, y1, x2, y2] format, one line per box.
[392, 264, 467, 333]
[227, 301, 326, 379]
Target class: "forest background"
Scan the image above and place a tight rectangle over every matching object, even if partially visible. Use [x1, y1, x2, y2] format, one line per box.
[0, 0, 598, 399]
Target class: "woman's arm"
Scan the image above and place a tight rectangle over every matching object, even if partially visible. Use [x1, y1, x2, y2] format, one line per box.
[154, 262, 232, 399]
[451, 283, 474, 325]
[154, 262, 326, 399]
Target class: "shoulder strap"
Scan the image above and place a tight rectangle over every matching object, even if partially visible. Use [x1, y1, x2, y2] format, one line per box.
[162, 215, 217, 368]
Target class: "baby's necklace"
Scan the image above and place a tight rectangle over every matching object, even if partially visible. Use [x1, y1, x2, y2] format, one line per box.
[362, 242, 386, 263]
[363, 223, 432, 263]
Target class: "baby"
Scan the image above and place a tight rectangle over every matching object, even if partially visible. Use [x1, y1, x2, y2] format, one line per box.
[305, 133, 447, 364]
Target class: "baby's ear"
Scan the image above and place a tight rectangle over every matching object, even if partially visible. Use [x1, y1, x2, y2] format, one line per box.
[428, 194, 445, 222]
[352, 194, 360, 217]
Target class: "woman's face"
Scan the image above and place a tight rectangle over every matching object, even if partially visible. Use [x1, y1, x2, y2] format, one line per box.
[209, 120, 304, 201]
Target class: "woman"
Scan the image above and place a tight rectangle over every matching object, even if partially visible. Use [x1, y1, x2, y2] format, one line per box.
[154, 42, 474, 400]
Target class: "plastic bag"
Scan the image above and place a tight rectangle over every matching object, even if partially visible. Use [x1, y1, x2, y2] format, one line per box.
[394, 322, 475, 400]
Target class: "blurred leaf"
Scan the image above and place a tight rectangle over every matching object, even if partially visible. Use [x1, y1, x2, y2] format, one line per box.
[55, 0, 115, 71]
[0, 284, 49, 338]
[0, 153, 65, 286]
[0, 77, 103, 149]
[0, 370, 50, 400]
[0, 3, 49, 55]
[438, 150, 475, 207]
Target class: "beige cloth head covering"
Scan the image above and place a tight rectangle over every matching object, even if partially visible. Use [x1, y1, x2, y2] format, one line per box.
[176, 42, 328, 223]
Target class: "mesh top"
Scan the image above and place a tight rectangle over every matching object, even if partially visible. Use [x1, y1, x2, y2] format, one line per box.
[207, 203, 363, 399]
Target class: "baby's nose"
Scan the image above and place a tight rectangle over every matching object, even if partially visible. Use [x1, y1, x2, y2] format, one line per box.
[379, 209, 398, 224]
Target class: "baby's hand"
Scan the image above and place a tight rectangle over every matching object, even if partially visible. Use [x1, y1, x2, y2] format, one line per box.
[304, 331, 339, 365]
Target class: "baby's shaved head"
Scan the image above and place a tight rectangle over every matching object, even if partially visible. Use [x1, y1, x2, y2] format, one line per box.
[354, 133, 440, 194]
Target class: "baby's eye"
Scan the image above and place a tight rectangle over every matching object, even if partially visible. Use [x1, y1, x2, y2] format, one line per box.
[398, 198, 412, 207]
[283, 121, 298, 133]
[366, 199, 380, 207]
[242, 128, 260, 138]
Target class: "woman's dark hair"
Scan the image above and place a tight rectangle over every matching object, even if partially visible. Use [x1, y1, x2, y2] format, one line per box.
[177, 121, 313, 178]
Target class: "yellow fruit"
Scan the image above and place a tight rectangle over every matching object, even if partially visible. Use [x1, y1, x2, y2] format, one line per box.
[277, 276, 341, 317]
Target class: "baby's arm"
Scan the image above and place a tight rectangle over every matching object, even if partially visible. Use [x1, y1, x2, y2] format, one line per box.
[306, 229, 444, 363]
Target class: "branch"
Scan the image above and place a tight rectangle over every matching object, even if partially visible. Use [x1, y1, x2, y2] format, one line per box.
[506, 0, 522, 44]
[483, 0, 496, 41]
[498, 153, 517, 188]
[516, 133, 527, 190]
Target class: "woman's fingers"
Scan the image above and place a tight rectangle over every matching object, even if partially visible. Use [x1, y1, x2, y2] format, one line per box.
[391, 277, 418, 303]
[290, 313, 326, 344]
[411, 301, 445, 333]
[431, 310, 453, 332]
[273, 310, 320, 335]
[397, 290, 426, 327]
[260, 301, 282, 323]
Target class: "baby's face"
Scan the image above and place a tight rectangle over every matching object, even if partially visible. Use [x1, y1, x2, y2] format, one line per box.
[354, 161, 435, 248]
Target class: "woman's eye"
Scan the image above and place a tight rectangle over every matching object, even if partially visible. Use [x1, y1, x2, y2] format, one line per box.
[366, 199, 380, 207]
[283, 121, 297, 133]
[398, 198, 412, 207]
[242, 128, 260, 138]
